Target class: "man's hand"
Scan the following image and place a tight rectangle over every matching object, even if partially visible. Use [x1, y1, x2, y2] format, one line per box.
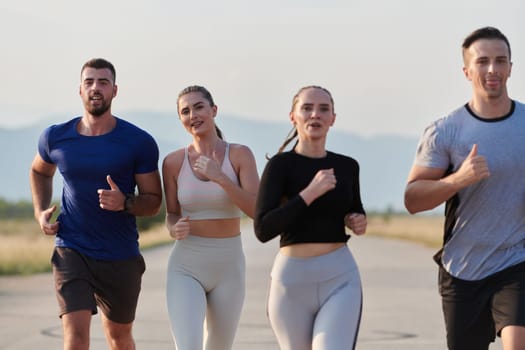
[38, 205, 59, 235]
[97, 175, 126, 211]
[454, 144, 490, 187]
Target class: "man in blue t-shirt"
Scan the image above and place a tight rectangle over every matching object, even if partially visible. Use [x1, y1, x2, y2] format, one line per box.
[405, 27, 525, 349]
[30, 58, 162, 350]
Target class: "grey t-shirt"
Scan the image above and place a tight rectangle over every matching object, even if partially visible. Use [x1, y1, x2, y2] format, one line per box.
[414, 100, 525, 280]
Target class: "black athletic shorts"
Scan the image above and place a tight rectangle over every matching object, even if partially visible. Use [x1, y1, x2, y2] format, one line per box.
[439, 260, 525, 350]
[51, 247, 146, 324]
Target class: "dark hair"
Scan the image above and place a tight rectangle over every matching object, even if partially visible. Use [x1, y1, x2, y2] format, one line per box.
[177, 85, 224, 140]
[80, 58, 116, 83]
[462, 26, 511, 60]
[273, 85, 334, 155]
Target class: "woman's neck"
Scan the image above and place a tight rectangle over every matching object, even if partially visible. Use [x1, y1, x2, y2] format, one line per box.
[192, 136, 222, 156]
[294, 141, 327, 158]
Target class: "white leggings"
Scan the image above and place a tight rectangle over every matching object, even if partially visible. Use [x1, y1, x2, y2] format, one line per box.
[166, 235, 245, 350]
[267, 245, 362, 350]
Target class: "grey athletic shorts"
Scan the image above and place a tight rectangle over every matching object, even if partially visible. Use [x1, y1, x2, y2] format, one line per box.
[51, 247, 145, 323]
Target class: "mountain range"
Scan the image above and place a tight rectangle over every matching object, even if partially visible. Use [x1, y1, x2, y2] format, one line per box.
[0, 111, 421, 212]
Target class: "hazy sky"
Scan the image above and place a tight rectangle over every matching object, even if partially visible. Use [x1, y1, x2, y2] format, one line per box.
[2, 0, 524, 137]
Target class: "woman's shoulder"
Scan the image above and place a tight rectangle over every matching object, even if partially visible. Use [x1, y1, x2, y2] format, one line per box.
[268, 150, 296, 160]
[262, 151, 298, 171]
[327, 151, 359, 166]
[228, 142, 253, 153]
[227, 142, 256, 159]
[162, 148, 186, 170]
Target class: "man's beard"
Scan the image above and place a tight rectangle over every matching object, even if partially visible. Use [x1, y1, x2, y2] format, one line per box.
[86, 100, 112, 117]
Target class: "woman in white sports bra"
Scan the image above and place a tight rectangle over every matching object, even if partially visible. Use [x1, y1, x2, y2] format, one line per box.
[162, 85, 260, 350]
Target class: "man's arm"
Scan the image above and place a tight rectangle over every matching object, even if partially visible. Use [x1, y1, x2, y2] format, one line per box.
[29, 153, 59, 235]
[404, 166, 456, 214]
[129, 170, 162, 217]
[405, 144, 489, 214]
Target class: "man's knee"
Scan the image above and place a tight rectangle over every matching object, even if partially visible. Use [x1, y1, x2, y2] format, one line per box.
[103, 317, 135, 349]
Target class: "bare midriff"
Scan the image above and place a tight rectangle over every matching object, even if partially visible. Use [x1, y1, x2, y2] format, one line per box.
[189, 217, 241, 238]
[280, 242, 345, 258]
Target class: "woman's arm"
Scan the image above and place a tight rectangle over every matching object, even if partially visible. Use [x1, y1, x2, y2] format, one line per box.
[254, 157, 310, 242]
[216, 144, 260, 218]
[162, 150, 188, 239]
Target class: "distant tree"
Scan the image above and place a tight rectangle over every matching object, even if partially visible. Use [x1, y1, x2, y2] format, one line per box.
[0, 198, 35, 219]
[382, 204, 395, 223]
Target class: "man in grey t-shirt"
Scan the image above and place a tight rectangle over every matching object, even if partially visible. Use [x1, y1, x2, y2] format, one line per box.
[405, 27, 525, 349]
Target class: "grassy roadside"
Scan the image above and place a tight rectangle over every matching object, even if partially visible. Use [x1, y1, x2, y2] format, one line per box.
[0, 214, 444, 276]
[366, 214, 444, 248]
[0, 219, 172, 276]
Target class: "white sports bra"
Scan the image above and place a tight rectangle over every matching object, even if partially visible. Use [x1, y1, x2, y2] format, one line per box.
[177, 143, 242, 220]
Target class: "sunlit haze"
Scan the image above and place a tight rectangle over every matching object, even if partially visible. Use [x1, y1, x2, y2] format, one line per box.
[1, 0, 524, 137]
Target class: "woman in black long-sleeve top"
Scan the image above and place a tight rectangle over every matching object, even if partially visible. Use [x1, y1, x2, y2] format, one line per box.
[254, 85, 367, 350]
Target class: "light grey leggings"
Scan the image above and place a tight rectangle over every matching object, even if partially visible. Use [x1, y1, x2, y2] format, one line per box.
[267, 245, 362, 350]
[166, 235, 245, 350]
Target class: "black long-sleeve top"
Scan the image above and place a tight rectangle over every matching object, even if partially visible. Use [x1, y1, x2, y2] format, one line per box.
[254, 150, 365, 246]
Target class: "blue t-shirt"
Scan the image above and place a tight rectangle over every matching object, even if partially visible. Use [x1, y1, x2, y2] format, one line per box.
[38, 116, 159, 260]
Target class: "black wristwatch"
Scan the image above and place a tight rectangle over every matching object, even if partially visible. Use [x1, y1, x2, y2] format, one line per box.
[123, 193, 135, 213]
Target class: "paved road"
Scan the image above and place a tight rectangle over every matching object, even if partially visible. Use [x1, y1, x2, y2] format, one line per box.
[0, 221, 503, 349]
